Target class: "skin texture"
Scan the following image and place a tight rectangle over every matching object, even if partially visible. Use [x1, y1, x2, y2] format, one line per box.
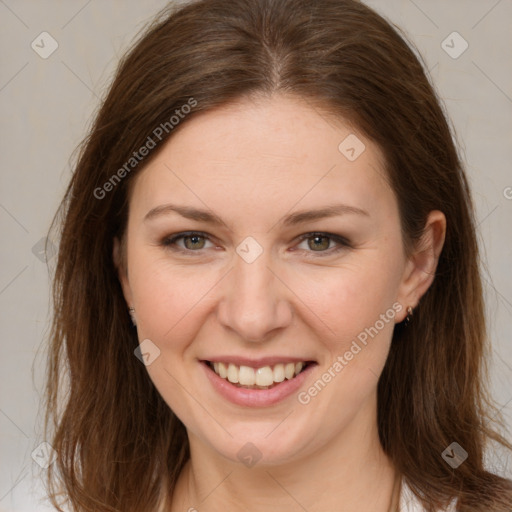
[114, 94, 446, 512]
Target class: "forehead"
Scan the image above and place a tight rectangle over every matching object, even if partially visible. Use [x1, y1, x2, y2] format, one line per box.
[129, 94, 395, 225]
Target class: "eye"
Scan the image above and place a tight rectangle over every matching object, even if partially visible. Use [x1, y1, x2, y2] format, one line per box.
[161, 231, 215, 252]
[160, 231, 351, 257]
[295, 232, 350, 256]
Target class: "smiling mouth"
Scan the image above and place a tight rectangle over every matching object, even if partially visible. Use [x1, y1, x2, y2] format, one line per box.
[204, 360, 316, 390]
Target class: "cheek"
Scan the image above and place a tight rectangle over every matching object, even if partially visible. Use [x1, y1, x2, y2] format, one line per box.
[128, 249, 226, 352]
[292, 256, 402, 426]
[287, 252, 402, 345]
[127, 253, 221, 423]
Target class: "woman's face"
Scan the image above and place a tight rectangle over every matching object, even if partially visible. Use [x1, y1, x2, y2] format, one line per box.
[117, 94, 425, 466]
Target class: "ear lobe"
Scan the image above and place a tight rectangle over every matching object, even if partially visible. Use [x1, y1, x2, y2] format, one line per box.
[396, 210, 446, 321]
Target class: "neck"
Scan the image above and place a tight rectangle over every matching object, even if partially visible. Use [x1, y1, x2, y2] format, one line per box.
[170, 395, 398, 512]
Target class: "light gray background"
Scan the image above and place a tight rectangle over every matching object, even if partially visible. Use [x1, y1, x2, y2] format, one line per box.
[0, 1, 511, 511]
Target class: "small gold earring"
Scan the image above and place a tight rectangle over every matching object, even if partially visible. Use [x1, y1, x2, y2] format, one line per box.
[128, 307, 137, 326]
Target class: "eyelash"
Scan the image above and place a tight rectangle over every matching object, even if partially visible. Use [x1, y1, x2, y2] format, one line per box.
[160, 231, 351, 257]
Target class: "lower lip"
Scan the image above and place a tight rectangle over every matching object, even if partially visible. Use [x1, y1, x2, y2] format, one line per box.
[201, 361, 316, 407]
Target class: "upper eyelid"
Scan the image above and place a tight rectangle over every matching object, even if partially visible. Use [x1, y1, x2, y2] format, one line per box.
[296, 232, 350, 245]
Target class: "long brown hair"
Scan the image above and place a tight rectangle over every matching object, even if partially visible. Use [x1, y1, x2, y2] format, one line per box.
[44, 0, 512, 510]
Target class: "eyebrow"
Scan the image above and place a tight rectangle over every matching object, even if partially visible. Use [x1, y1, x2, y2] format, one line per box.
[143, 202, 370, 227]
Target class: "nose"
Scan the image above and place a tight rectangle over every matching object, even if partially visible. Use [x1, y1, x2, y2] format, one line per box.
[216, 250, 293, 342]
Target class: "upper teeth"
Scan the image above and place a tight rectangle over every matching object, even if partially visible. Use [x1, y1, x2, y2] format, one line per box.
[212, 362, 305, 386]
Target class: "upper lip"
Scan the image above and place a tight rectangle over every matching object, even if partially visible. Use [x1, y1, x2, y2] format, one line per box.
[201, 356, 316, 368]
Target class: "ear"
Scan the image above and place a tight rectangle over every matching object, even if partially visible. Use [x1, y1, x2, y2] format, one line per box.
[395, 210, 446, 322]
[113, 236, 133, 307]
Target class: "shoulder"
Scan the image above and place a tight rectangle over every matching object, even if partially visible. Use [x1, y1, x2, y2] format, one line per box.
[399, 479, 457, 512]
